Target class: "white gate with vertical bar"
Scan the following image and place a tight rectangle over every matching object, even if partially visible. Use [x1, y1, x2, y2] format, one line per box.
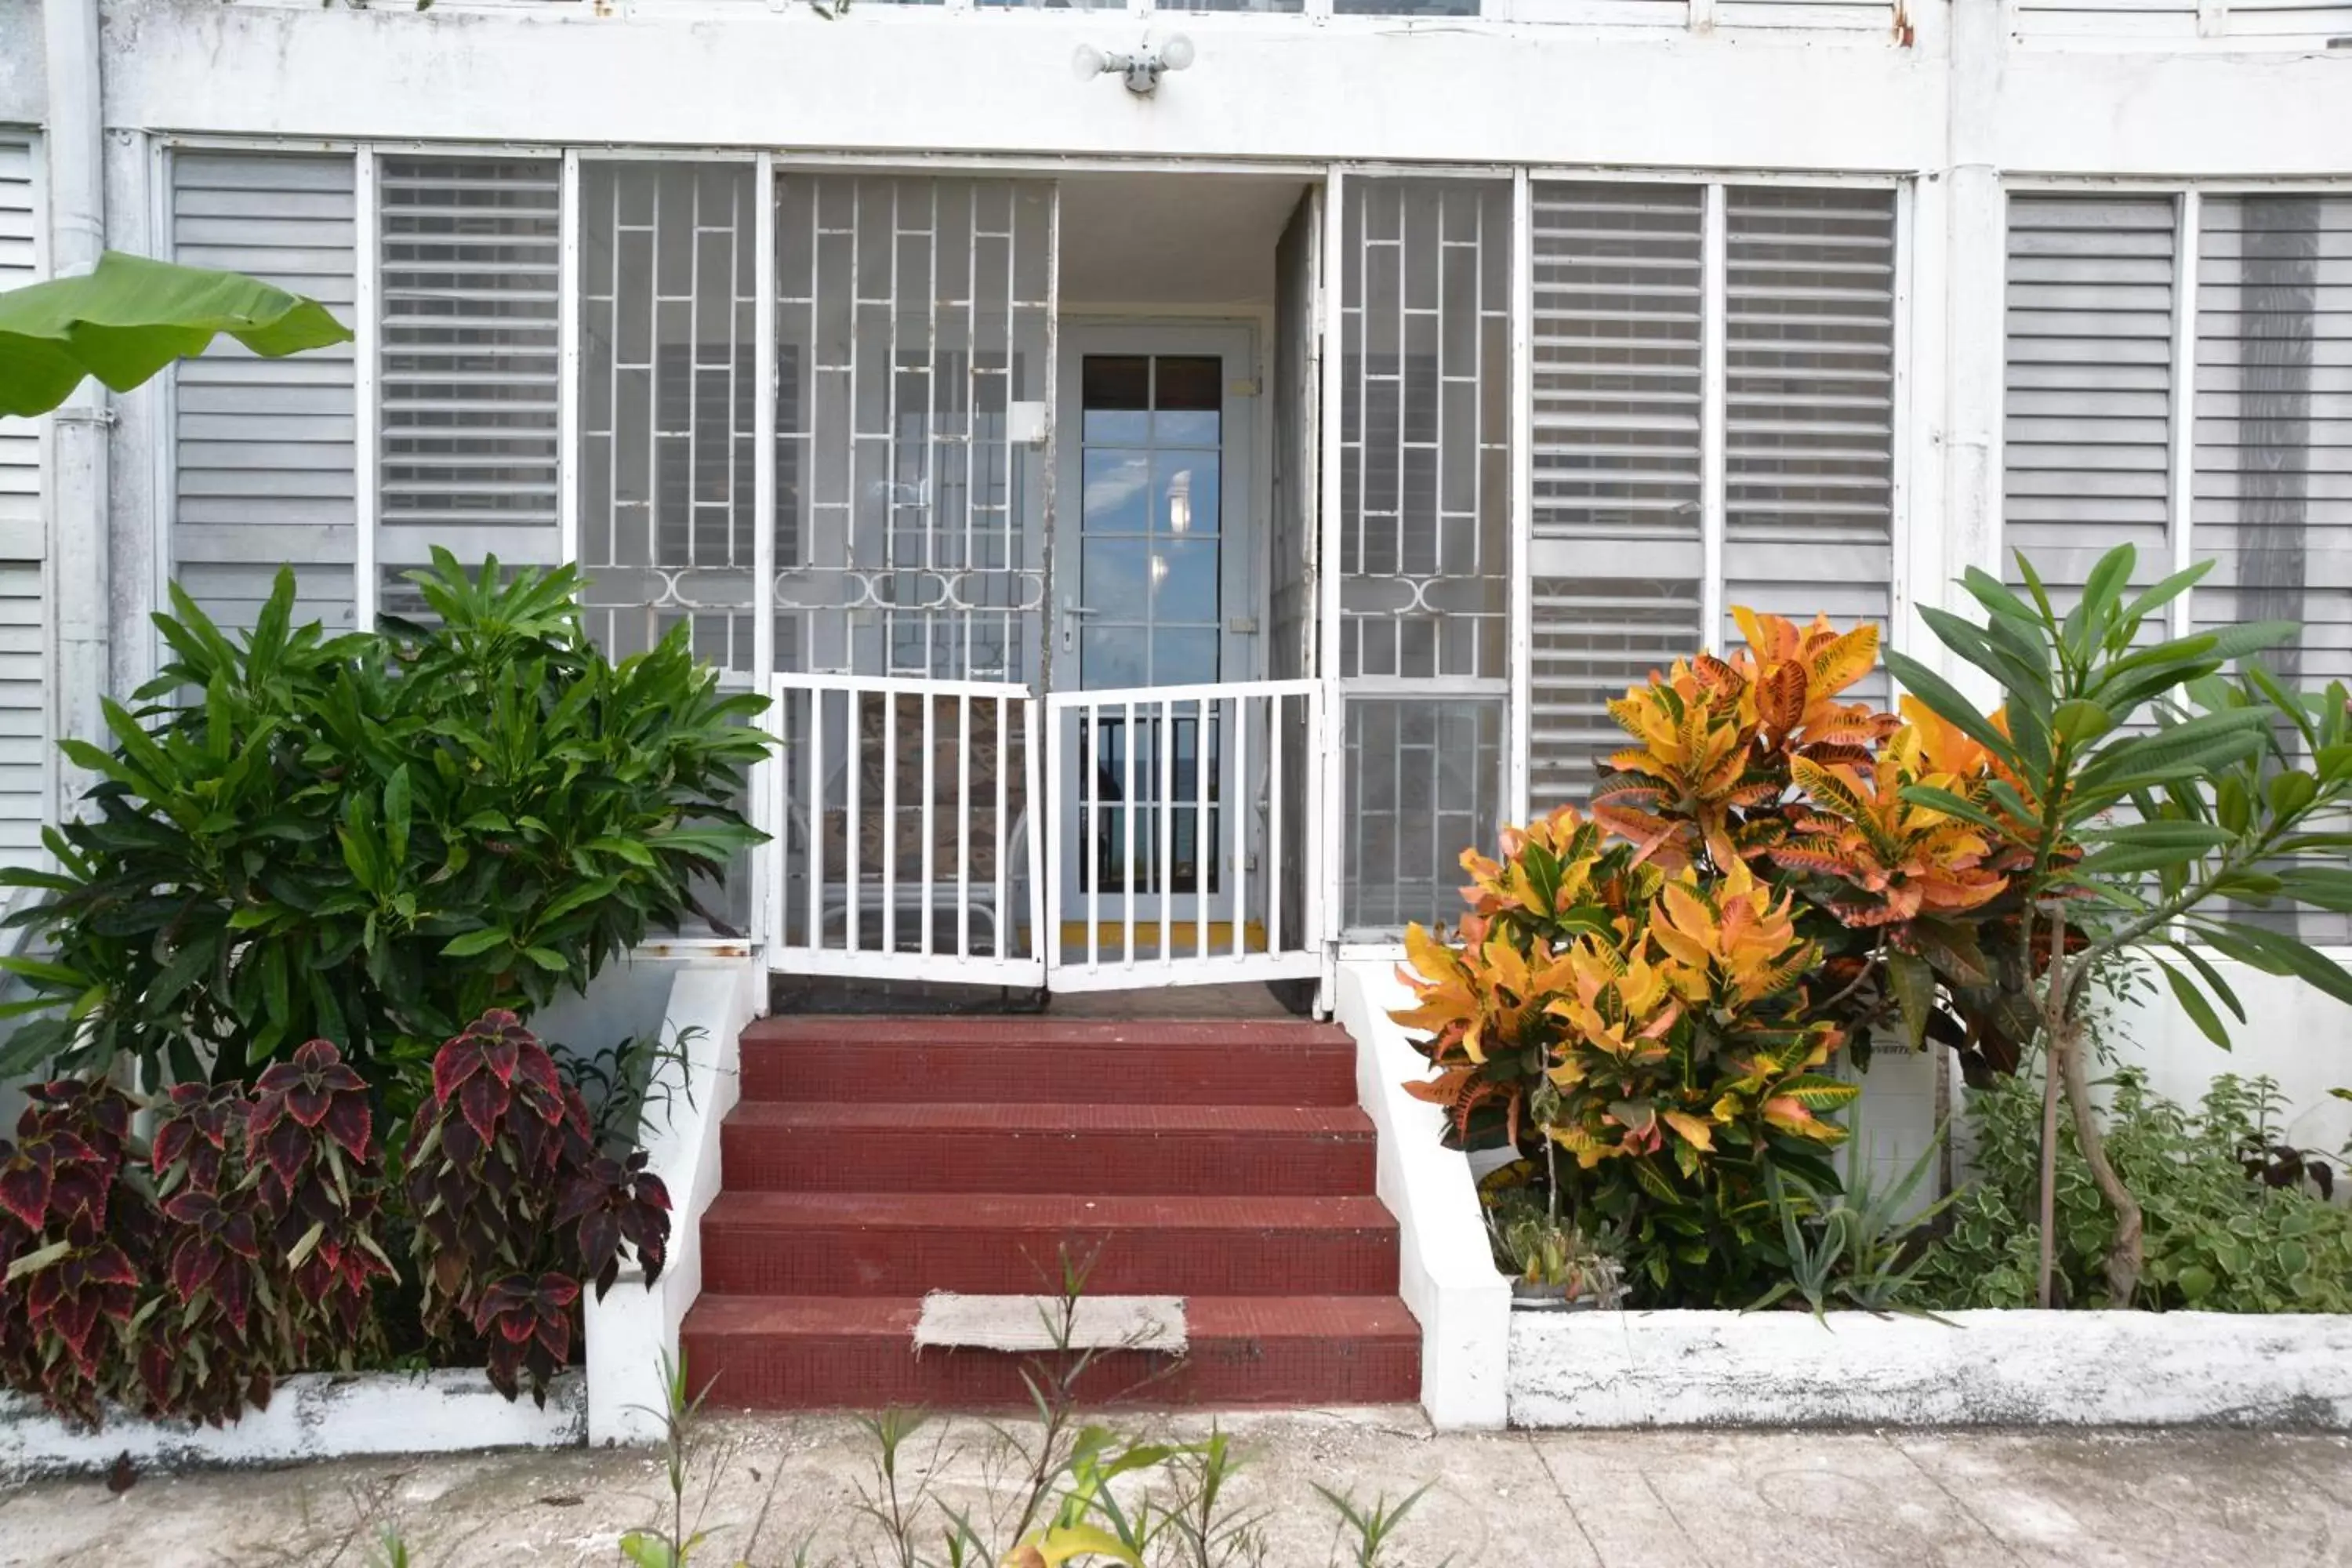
[764, 672, 1046, 985]
[1044, 679, 1322, 991]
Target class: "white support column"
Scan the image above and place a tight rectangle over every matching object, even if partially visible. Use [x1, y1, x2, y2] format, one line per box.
[45, 0, 107, 800]
[352, 147, 379, 630]
[752, 151, 778, 955]
[2169, 188, 2201, 640]
[1507, 169, 1533, 829]
[1940, 0, 2009, 685]
[1889, 176, 1921, 659]
[1318, 167, 1347, 948]
[1699, 183, 1727, 654]
[1898, 168, 1951, 666]
[557, 151, 582, 577]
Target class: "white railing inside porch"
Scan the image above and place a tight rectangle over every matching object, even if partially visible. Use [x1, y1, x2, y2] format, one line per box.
[763, 673, 1047, 985]
[1044, 680, 1323, 992]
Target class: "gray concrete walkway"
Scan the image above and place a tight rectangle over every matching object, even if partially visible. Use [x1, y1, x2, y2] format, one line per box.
[2, 1410, 2345, 1567]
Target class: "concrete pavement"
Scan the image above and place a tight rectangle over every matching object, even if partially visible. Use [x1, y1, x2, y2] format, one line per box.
[1, 1409, 2344, 1566]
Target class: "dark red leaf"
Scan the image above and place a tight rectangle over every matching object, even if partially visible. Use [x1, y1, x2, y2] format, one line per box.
[285, 1087, 332, 1130]
[636, 1174, 671, 1214]
[322, 1097, 372, 1163]
[0, 1159, 51, 1230]
[171, 1236, 222, 1302]
[432, 1039, 484, 1108]
[577, 1210, 621, 1276]
[216, 1261, 252, 1337]
[459, 1073, 506, 1152]
[260, 1119, 313, 1194]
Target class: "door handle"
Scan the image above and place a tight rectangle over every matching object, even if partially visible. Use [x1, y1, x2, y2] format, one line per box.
[1060, 594, 1098, 654]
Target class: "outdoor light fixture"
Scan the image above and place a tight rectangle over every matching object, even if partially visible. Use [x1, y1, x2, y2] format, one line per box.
[1072, 34, 1196, 96]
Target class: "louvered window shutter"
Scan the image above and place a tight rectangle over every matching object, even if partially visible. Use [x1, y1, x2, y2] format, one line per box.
[2194, 194, 2352, 695]
[377, 156, 562, 615]
[2196, 195, 2352, 946]
[2002, 194, 2180, 600]
[1526, 182, 1705, 809]
[1722, 186, 1897, 705]
[0, 140, 45, 869]
[171, 151, 359, 632]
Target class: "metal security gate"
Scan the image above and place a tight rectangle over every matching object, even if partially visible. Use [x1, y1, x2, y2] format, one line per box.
[760, 170, 1058, 985]
[1044, 680, 1323, 991]
[764, 673, 1045, 984]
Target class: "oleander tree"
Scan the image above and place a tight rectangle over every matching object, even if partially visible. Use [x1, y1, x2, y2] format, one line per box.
[1886, 544, 2352, 1305]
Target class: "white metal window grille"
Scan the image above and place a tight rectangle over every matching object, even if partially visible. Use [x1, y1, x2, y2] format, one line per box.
[578, 161, 760, 675]
[377, 155, 561, 617]
[1722, 185, 1897, 701]
[169, 151, 360, 632]
[1526, 181, 1898, 810]
[773, 173, 1053, 684]
[0, 137, 45, 869]
[1343, 696, 1505, 932]
[1337, 176, 1512, 935]
[1527, 182, 1705, 808]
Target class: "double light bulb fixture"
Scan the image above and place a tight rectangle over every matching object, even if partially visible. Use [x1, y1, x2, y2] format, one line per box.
[1072, 34, 1196, 96]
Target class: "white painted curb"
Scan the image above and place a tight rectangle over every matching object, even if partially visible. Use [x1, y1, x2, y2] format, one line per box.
[1334, 960, 1512, 1430]
[0, 1370, 583, 1482]
[583, 956, 761, 1445]
[1510, 1309, 2352, 1429]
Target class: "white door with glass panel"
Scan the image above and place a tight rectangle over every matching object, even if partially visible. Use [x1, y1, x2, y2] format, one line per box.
[1050, 327, 1256, 963]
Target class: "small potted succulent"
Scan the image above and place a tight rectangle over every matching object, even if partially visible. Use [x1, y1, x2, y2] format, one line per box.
[1480, 1141, 1626, 1312]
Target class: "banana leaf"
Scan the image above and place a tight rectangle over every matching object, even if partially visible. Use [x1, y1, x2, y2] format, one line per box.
[0, 249, 352, 417]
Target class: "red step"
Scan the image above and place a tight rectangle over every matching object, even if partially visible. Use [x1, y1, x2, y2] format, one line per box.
[699, 1192, 1400, 1298]
[681, 1294, 1421, 1410]
[720, 1101, 1377, 1196]
[739, 1016, 1359, 1107]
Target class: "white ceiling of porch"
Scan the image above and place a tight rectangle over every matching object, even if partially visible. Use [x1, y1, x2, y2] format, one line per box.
[1056, 172, 1310, 310]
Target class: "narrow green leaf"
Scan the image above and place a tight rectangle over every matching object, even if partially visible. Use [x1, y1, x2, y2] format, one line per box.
[2153, 957, 2233, 1051]
[2195, 921, 2352, 1008]
[1882, 652, 2023, 771]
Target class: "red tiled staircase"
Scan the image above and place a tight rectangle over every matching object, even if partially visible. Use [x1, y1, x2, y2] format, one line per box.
[681, 1016, 1421, 1409]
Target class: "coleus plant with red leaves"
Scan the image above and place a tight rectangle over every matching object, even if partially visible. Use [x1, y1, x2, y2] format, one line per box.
[0, 1041, 401, 1428]
[0, 1082, 157, 1424]
[403, 1009, 670, 1403]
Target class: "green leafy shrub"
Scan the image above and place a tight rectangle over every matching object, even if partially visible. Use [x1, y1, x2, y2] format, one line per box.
[1915, 1063, 2352, 1313]
[0, 553, 768, 1100]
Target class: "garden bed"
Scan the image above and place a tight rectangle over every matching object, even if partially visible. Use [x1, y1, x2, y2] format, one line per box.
[0, 1370, 583, 1483]
[1508, 1308, 2352, 1430]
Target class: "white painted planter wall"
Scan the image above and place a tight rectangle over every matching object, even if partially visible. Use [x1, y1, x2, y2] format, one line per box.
[1334, 961, 1512, 1429]
[1509, 1310, 2352, 1429]
[0, 1370, 583, 1483]
[581, 956, 763, 1446]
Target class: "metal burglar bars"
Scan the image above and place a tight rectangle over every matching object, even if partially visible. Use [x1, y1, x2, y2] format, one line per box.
[765, 673, 1044, 982]
[764, 173, 1055, 983]
[1044, 680, 1322, 990]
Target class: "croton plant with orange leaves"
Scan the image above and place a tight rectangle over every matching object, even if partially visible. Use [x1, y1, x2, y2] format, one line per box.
[1396, 608, 2047, 1302]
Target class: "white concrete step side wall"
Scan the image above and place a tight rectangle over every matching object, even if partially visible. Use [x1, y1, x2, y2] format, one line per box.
[581, 956, 761, 1446]
[1334, 959, 1513, 1429]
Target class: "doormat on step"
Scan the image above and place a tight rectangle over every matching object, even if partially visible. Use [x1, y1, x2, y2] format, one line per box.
[913, 1293, 1187, 1355]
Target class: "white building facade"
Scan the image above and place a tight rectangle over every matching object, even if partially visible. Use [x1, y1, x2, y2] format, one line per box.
[2, 0, 2348, 1013]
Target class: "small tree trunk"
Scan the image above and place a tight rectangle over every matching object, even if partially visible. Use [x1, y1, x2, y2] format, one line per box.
[2035, 1035, 2062, 1307]
[2034, 901, 2067, 1310]
[2060, 1022, 2145, 1305]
